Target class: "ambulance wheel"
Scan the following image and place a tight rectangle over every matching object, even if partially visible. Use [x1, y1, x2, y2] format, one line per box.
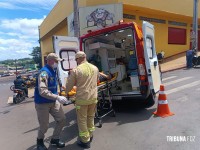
[13, 97, 17, 104]
[143, 93, 155, 108]
[98, 120, 102, 128]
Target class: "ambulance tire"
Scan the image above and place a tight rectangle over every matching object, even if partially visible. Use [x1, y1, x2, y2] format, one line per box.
[98, 119, 102, 128]
[110, 110, 116, 117]
[143, 93, 155, 108]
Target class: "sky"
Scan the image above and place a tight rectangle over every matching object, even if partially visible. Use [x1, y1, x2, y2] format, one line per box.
[0, 0, 58, 61]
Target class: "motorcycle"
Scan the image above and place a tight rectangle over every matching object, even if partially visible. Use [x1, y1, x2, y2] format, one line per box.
[10, 85, 26, 104]
[13, 88, 26, 104]
[23, 76, 36, 88]
[25, 79, 36, 88]
[192, 55, 200, 67]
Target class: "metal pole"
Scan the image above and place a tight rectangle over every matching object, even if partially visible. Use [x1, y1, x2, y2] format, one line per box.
[192, 0, 199, 53]
[73, 0, 80, 37]
[15, 59, 17, 78]
[38, 26, 42, 68]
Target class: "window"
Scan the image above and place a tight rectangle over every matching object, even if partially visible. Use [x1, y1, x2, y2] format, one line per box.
[60, 50, 77, 71]
[168, 27, 186, 45]
[146, 37, 153, 59]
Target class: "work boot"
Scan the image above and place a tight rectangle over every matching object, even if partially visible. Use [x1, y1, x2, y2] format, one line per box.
[37, 139, 47, 150]
[50, 139, 65, 148]
[90, 136, 93, 142]
[77, 140, 90, 149]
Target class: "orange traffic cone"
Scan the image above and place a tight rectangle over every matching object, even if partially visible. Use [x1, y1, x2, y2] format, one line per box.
[153, 84, 174, 117]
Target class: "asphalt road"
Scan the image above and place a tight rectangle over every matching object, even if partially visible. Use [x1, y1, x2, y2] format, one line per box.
[0, 68, 200, 150]
[0, 76, 15, 106]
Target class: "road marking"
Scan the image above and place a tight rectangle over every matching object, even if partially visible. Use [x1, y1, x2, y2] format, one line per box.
[162, 76, 177, 81]
[164, 77, 193, 86]
[176, 95, 189, 102]
[166, 81, 200, 94]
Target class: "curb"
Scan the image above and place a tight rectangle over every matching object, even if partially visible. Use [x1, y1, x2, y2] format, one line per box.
[162, 66, 186, 73]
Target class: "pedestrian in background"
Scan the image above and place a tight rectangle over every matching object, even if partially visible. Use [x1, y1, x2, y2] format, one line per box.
[34, 53, 69, 150]
[186, 49, 195, 68]
[65, 51, 99, 149]
[14, 75, 28, 97]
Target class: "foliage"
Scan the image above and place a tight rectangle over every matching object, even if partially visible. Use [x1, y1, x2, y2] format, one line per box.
[0, 46, 42, 69]
[0, 58, 33, 67]
[29, 46, 42, 69]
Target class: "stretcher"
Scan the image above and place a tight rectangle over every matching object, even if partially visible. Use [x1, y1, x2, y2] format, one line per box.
[95, 74, 118, 127]
[60, 72, 118, 127]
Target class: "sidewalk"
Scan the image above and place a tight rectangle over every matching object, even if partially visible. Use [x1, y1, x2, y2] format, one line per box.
[160, 52, 186, 73]
[161, 52, 200, 73]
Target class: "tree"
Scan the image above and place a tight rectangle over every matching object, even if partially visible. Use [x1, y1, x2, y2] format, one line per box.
[30, 46, 42, 69]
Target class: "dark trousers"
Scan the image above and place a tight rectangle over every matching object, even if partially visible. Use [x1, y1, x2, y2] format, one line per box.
[186, 55, 193, 68]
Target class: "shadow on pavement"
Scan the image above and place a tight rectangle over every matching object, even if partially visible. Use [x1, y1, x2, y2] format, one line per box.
[26, 100, 156, 150]
[99, 100, 156, 126]
[26, 108, 82, 150]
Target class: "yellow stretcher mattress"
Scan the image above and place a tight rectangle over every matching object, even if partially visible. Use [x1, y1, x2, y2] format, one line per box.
[97, 72, 118, 86]
[60, 72, 118, 97]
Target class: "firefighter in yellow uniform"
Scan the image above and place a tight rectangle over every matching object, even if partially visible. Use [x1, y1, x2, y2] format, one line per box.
[65, 51, 99, 149]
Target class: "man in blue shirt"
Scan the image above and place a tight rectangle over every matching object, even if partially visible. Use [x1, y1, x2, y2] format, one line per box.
[186, 49, 195, 68]
[34, 53, 69, 150]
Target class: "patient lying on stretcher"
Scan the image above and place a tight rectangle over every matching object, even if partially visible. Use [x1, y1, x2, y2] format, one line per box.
[61, 72, 118, 97]
[98, 72, 111, 83]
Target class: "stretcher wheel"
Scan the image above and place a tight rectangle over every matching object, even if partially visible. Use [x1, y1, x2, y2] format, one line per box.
[98, 119, 102, 128]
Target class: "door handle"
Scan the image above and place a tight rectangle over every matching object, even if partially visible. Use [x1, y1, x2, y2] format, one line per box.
[154, 61, 157, 66]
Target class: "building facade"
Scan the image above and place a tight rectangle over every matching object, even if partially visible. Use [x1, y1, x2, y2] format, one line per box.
[39, 0, 200, 65]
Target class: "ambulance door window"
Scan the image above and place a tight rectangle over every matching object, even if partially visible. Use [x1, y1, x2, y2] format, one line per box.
[146, 38, 153, 59]
[60, 50, 76, 71]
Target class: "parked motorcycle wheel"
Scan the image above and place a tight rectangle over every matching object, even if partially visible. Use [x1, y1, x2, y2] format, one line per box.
[13, 95, 20, 104]
[13, 92, 25, 104]
[10, 85, 15, 91]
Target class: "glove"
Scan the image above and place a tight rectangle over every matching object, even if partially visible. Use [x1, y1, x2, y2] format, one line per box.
[56, 96, 68, 104]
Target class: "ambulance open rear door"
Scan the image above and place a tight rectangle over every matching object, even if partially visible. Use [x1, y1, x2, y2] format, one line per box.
[142, 21, 161, 94]
[53, 36, 79, 87]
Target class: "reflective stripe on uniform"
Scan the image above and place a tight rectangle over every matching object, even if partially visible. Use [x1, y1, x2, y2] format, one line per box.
[88, 127, 95, 132]
[79, 131, 90, 137]
[76, 105, 81, 109]
[158, 100, 168, 104]
[75, 98, 98, 105]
